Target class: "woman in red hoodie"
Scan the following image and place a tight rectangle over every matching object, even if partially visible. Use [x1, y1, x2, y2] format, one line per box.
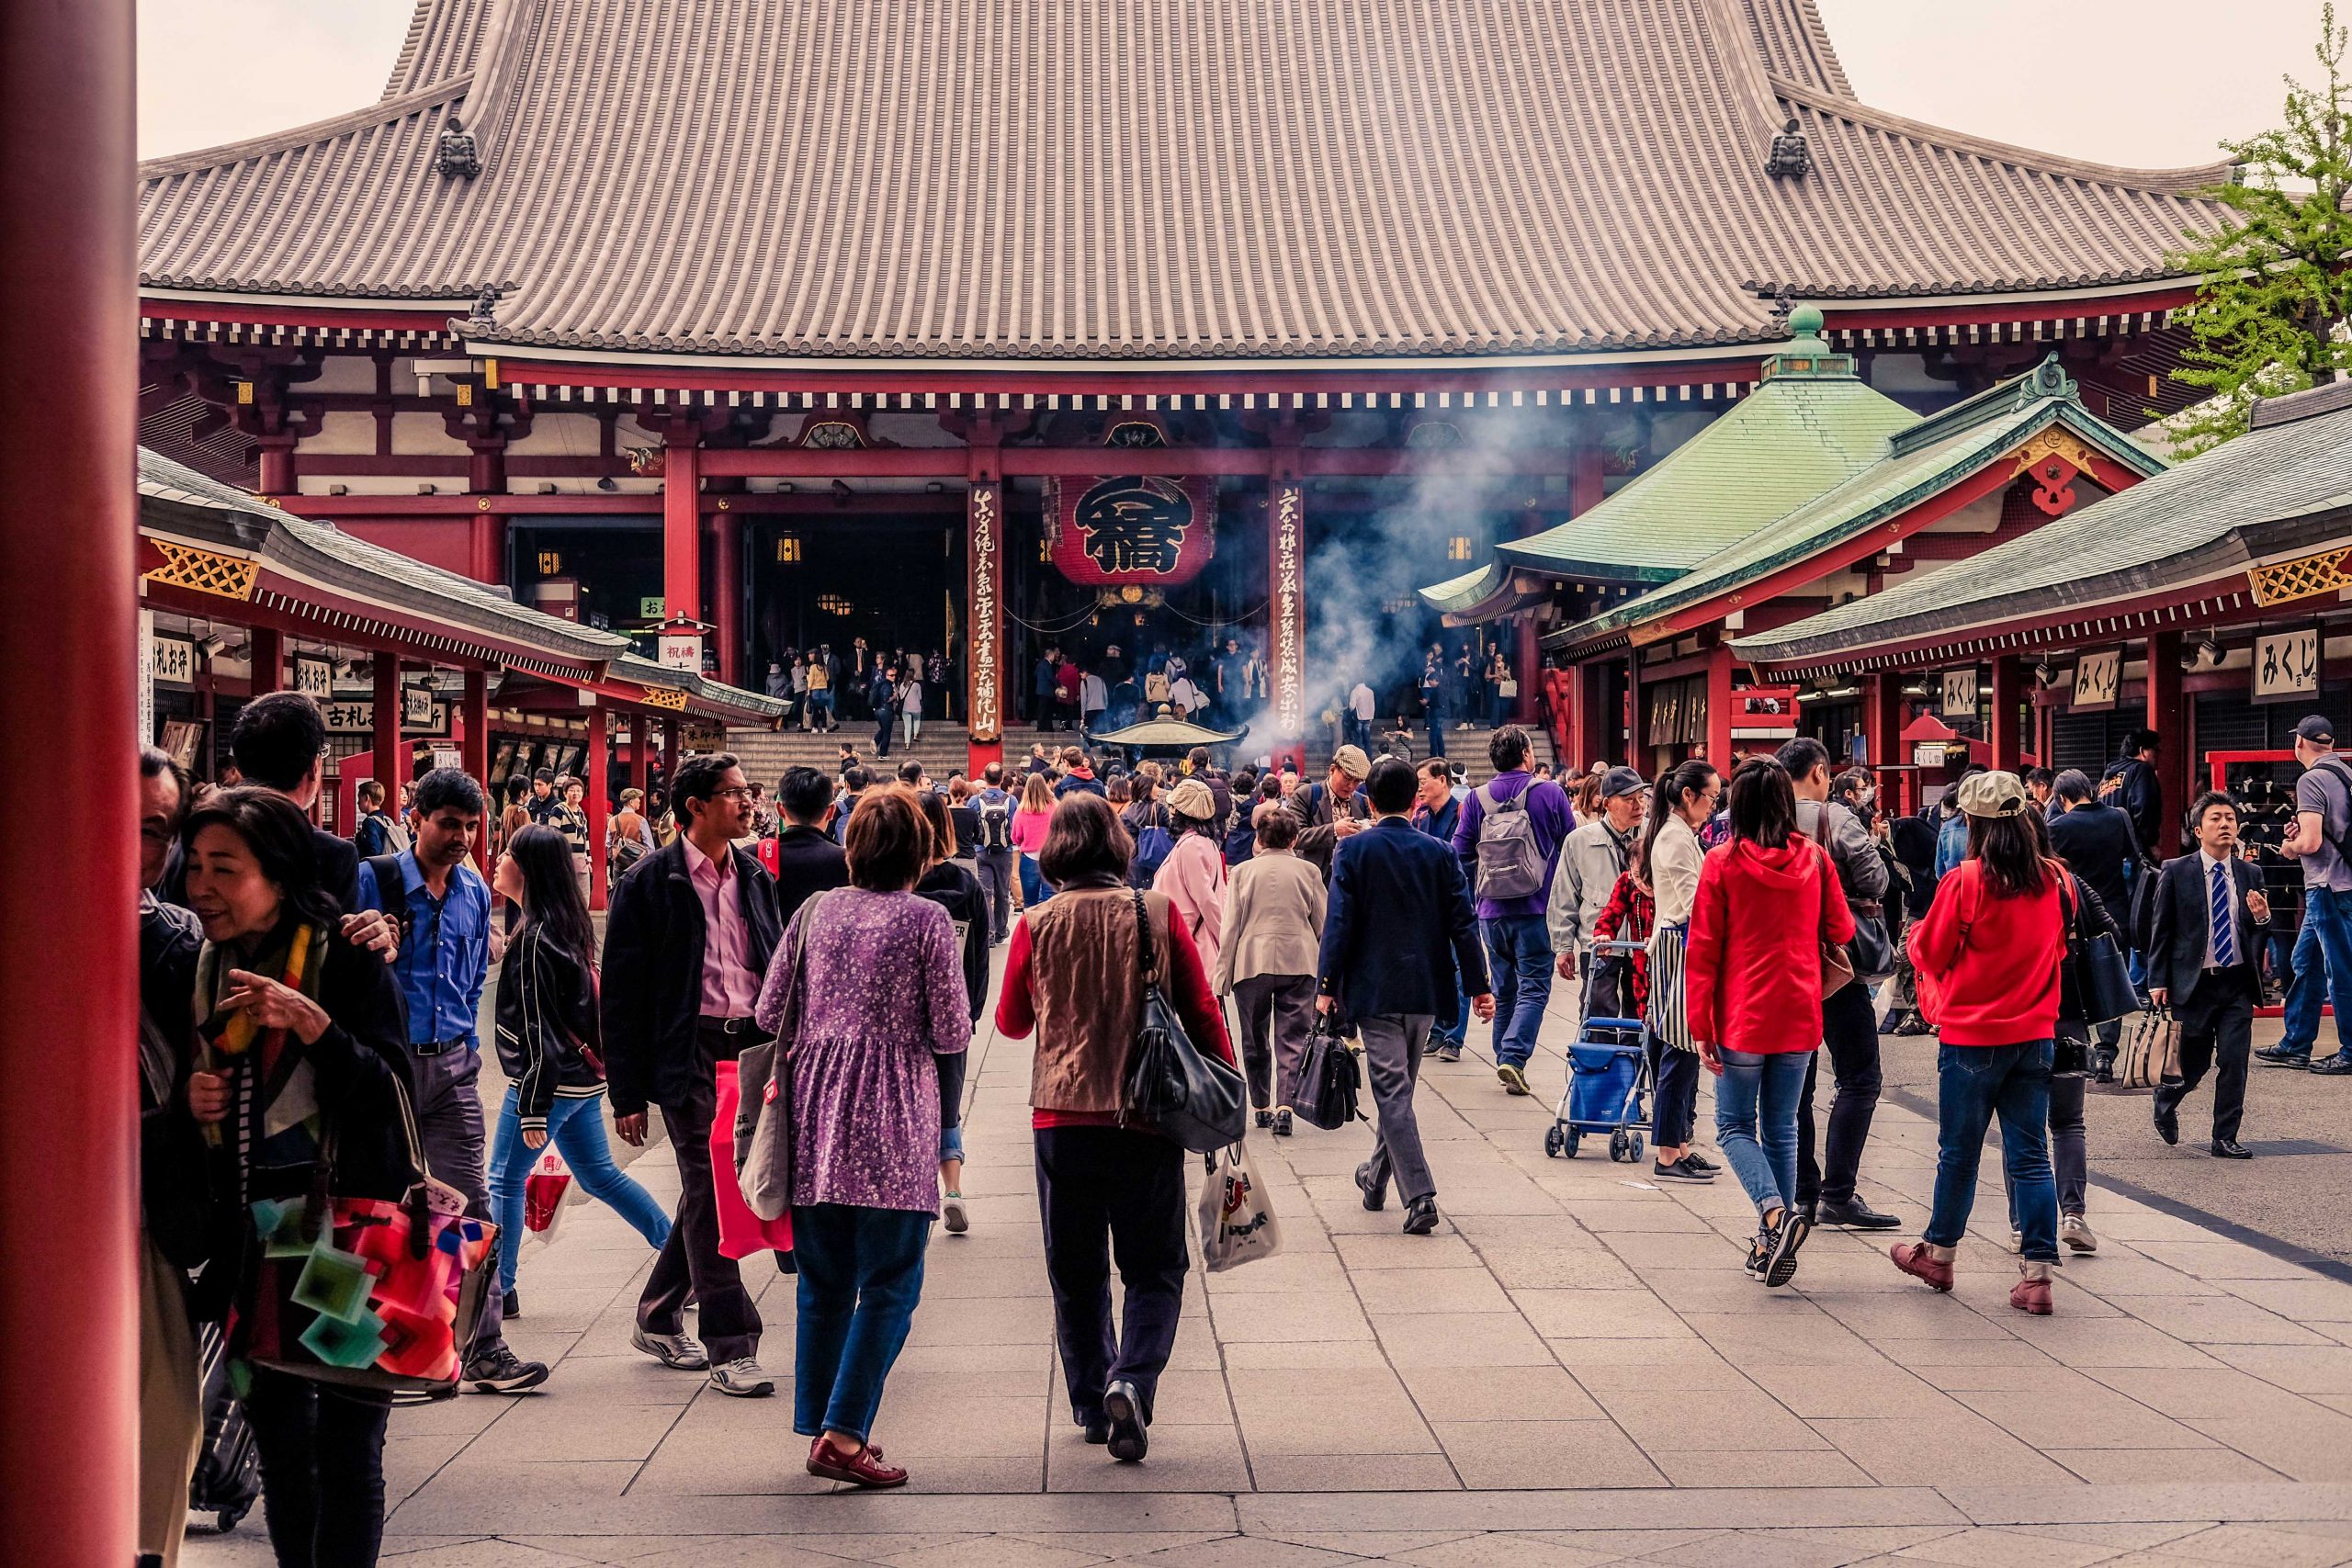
[1890, 770, 2065, 1314]
[1687, 759, 1853, 1287]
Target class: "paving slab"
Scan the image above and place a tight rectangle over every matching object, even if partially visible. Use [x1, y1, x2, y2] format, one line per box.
[184, 976, 2352, 1562]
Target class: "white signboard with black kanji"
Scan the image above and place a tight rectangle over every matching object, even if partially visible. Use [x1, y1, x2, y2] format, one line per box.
[1939, 668, 1977, 721]
[2071, 649, 2122, 712]
[2255, 626, 2323, 703]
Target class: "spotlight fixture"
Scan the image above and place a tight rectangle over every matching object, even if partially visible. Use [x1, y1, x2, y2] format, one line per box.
[2034, 660, 2055, 688]
[595, 476, 619, 492]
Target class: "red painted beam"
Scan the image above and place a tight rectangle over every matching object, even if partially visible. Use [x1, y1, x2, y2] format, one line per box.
[4, 1, 139, 1559]
[1821, 288, 2195, 333]
[140, 299, 461, 333]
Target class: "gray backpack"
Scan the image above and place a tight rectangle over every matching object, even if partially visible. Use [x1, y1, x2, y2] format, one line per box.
[1473, 782, 1547, 903]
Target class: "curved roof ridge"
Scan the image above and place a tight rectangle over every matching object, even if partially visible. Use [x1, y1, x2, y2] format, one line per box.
[382, 0, 494, 100]
[1771, 76, 2232, 195]
[138, 77, 471, 181]
[1744, 0, 1853, 97]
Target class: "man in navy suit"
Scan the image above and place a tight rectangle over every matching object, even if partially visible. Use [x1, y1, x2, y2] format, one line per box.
[1318, 757, 1494, 1234]
[2148, 791, 2271, 1158]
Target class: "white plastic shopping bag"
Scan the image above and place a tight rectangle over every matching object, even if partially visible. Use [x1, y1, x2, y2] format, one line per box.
[521, 1146, 572, 1249]
[1196, 1142, 1282, 1271]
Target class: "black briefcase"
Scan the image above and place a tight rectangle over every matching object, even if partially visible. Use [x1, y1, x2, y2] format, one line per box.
[1294, 1014, 1363, 1131]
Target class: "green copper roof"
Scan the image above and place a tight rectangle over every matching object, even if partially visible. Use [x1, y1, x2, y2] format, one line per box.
[1734, 382, 2352, 668]
[1547, 361, 2166, 651]
[1418, 563, 1509, 616]
[1488, 342, 1914, 583]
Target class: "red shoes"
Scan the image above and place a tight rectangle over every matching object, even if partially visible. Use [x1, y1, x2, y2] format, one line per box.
[1888, 1242, 1954, 1292]
[808, 1435, 908, 1489]
[2010, 1275, 2054, 1315]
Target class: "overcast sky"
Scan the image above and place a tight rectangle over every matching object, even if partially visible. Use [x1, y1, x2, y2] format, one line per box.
[139, 0, 2321, 167]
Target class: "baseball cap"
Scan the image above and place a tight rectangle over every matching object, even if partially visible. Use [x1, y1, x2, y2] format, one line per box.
[1330, 744, 1372, 780]
[2297, 715, 2335, 746]
[1600, 765, 1646, 800]
[1957, 769, 2030, 819]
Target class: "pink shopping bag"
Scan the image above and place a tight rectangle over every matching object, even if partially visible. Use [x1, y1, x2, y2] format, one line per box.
[710, 1060, 794, 1260]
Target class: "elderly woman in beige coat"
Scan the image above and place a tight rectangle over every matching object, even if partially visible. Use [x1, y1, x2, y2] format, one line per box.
[1211, 800, 1328, 1135]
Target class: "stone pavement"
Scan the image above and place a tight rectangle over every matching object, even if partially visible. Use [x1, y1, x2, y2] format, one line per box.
[188, 965, 2352, 1568]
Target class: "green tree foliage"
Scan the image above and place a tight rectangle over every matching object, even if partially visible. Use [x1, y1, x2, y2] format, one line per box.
[2167, 3, 2352, 453]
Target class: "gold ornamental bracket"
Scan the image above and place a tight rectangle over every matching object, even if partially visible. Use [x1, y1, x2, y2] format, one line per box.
[2248, 547, 2352, 607]
[637, 686, 690, 712]
[144, 540, 258, 602]
[2008, 429, 2101, 518]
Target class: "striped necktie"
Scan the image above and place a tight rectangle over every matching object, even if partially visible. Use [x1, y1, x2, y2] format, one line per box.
[2210, 861, 2235, 968]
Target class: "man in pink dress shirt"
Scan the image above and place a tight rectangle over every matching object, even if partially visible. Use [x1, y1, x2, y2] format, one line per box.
[602, 753, 786, 1396]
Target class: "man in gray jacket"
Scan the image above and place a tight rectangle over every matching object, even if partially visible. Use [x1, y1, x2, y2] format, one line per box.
[1781, 738, 1899, 1231]
[1548, 766, 1645, 987]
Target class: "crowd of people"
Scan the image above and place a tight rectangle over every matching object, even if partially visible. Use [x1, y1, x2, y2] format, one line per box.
[130, 676, 2352, 1563]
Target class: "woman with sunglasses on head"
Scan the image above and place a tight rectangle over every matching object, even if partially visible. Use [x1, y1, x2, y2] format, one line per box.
[485, 824, 672, 1321]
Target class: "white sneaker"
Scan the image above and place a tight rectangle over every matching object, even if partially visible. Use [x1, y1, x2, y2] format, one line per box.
[708, 1357, 775, 1397]
[943, 1192, 969, 1235]
[2061, 1214, 2099, 1254]
[631, 1326, 708, 1371]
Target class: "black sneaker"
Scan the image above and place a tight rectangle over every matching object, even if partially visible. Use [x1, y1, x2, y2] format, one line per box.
[1652, 1156, 1715, 1184]
[502, 1289, 520, 1320]
[1744, 1229, 1770, 1280]
[1763, 1211, 1811, 1288]
[2256, 1045, 2313, 1069]
[2312, 1055, 2352, 1076]
[462, 1344, 550, 1394]
[1816, 1197, 1901, 1231]
[1681, 1152, 1720, 1173]
[1272, 1108, 1294, 1137]
[1255, 1108, 1275, 1129]
[1432, 1043, 1463, 1063]
[1894, 1014, 1933, 1037]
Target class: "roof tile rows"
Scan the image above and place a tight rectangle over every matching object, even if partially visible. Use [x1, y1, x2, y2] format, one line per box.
[138, 0, 2228, 364]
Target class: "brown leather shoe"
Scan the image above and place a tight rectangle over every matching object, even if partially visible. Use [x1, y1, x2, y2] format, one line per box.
[808, 1435, 909, 1489]
[2009, 1276, 2054, 1315]
[1888, 1241, 1954, 1292]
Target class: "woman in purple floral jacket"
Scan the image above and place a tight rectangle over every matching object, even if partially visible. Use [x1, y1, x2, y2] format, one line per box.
[754, 786, 972, 1489]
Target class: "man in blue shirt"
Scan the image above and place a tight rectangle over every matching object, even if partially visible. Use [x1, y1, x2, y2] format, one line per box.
[355, 767, 548, 1393]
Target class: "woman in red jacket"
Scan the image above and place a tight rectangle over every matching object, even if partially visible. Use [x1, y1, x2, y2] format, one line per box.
[1890, 770, 2065, 1314]
[1687, 759, 1853, 1288]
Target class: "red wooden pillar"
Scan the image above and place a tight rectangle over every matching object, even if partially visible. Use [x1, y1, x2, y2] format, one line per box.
[2147, 631, 2186, 857]
[468, 508, 507, 586]
[629, 713, 650, 792]
[461, 670, 490, 871]
[2, 0, 138, 1557]
[248, 626, 284, 694]
[1625, 653, 1644, 774]
[1703, 643, 1735, 769]
[965, 476, 1006, 775]
[372, 656, 403, 795]
[1867, 671, 1905, 805]
[1560, 660, 1587, 772]
[662, 433, 703, 627]
[1268, 466, 1308, 772]
[586, 705, 610, 910]
[1990, 657, 2026, 773]
[711, 506, 742, 687]
[662, 716, 682, 779]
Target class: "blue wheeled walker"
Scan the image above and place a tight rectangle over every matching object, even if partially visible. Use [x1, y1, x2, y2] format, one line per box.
[1543, 939, 1651, 1163]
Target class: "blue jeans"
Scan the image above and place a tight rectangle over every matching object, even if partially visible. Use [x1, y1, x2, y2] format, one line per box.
[2281, 886, 2352, 1059]
[1927, 1040, 2057, 1262]
[1713, 1049, 1811, 1218]
[1482, 914, 1553, 1068]
[1019, 853, 1054, 908]
[1431, 984, 1470, 1050]
[792, 1203, 932, 1442]
[489, 1087, 673, 1294]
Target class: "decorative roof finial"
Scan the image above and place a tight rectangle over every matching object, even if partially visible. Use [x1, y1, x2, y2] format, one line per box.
[436, 116, 481, 180]
[1766, 117, 1811, 181]
[467, 286, 499, 330]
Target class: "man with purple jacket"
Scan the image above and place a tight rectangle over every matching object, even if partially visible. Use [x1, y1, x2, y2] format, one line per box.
[1452, 725, 1576, 1094]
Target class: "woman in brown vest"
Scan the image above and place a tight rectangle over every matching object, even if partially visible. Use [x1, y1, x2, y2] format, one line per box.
[994, 793, 1234, 1465]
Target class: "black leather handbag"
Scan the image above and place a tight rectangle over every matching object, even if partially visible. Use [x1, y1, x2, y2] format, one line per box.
[1294, 1013, 1362, 1131]
[2062, 873, 2140, 1026]
[1121, 891, 1248, 1152]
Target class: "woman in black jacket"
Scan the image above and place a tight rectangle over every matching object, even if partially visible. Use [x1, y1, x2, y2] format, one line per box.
[178, 788, 411, 1568]
[486, 825, 672, 1317]
[911, 788, 986, 1234]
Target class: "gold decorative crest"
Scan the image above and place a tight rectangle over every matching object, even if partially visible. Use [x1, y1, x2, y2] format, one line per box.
[144, 541, 258, 601]
[2248, 547, 2352, 607]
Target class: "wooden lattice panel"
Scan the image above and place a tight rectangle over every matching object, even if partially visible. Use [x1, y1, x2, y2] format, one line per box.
[637, 687, 689, 711]
[144, 541, 257, 601]
[2248, 547, 2352, 607]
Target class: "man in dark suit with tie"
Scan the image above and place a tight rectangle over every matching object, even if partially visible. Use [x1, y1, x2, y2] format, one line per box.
[2148, 791, 2271, 1158]
[1318, 756, 1495, 1235]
